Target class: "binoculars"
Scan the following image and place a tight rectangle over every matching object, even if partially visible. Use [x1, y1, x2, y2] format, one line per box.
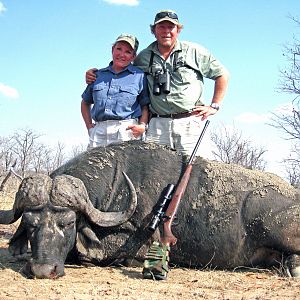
[153, 69, 171, 96]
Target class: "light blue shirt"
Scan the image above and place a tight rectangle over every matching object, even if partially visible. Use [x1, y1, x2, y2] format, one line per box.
[82, 63, 150, 122]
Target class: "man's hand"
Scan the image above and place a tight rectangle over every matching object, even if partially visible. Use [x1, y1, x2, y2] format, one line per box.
[193, 105, 218, 121]
[86, 68, 98, 84]
[127, 124, 146, 138]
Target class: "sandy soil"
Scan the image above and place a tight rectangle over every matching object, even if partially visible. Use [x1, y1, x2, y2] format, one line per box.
[0, 182, 300, 300]
[1, 234, 300, 300]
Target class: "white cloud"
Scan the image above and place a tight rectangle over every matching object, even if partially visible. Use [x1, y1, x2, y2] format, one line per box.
[0, 2, 6, 14]
[234, 102, 296, 124]
[234, 112, 270, 123]
[273, 102, 294, 116]
[102, 0, 139, 6]
[0, 82, 20, 99]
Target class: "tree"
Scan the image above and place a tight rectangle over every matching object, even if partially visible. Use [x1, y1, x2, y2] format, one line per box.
[0, 136, 15, 174]
[270, 104, 300, 140]
[48, 142, 66, 173]
[70, 144, 85, 158]
[210, 124, 267, 171]
[11, 129, 41, 177]
[282, 144, 300, 188]
[0, 129, 78, 190]
[31, 143, 53, 174]
[31, 142, 67, 174]
[270, 16, 300, 186]
[277, 17, 300, 98]
[0, 128, 70, 177]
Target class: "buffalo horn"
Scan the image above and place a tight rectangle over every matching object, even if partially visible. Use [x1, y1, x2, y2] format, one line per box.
[51, 172, 137, 227]
[0, 174, 52, 224]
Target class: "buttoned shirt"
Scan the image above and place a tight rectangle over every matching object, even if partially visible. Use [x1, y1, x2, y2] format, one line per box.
[82, 63, 150, 122]
[134, 40, 228, 115]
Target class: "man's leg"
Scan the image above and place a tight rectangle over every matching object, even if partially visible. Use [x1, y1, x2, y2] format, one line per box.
[145, 117, 174, 148]
[172, 116, 207, 156]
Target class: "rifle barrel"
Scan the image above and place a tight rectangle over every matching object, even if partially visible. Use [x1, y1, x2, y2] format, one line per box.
[162, 120, 210, 246]
[188, 120, 210, 165]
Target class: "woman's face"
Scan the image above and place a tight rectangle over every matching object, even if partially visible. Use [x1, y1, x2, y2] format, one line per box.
[112, 41, 136, 73]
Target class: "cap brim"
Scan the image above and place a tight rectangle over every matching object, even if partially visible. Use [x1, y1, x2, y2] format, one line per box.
[115, 37, 135, 51]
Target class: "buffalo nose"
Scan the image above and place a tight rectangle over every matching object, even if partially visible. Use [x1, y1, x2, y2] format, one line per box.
[28, 262, 64, 279]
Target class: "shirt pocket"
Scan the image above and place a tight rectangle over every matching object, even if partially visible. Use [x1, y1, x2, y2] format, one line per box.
[177, 66, 202, 83]
[92, 83, 109, 104]
[119, 85, 139, 106]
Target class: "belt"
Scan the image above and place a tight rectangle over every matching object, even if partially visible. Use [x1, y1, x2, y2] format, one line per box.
[151, 111, 194, 119]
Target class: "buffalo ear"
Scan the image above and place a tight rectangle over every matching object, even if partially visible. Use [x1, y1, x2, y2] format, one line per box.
[8, 221, 29, 257]
[75, 217, 105, 264]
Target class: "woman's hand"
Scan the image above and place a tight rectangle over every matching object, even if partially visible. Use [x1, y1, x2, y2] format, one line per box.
[127, 123, 146, 138]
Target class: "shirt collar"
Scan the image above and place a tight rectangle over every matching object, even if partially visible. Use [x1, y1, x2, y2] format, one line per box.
[149, 39, 182, 56]
[104, 62, 136, 74]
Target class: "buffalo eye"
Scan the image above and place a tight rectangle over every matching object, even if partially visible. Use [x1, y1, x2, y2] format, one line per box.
[57, 220, 75, 230]
[23, 212, 40, 232]
[57, 215, 76, 230]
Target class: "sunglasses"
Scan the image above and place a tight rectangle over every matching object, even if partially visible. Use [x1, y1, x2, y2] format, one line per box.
[155, 12, 178, 21]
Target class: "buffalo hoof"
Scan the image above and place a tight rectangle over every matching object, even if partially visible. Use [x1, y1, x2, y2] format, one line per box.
[284, 254, 300, 278]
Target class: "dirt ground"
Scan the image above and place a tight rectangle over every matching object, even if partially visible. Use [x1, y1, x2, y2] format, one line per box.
[1, 182, 300, 300]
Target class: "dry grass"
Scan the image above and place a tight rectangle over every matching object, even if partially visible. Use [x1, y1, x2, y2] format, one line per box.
[0, 179, 300, 300]
[1, 245, 300, 300]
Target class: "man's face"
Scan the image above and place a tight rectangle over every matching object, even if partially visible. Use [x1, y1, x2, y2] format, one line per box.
[154, 21, 180, 49]
[112, 41, 136, 72]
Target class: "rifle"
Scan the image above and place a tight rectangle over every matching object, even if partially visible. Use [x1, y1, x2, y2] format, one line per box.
[148, 120, 210, 246]
[148, 183, 175, 232]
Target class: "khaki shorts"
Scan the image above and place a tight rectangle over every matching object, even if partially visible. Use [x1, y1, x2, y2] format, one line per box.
[145, 116, 206, 156]
[88, 119, 141, 148]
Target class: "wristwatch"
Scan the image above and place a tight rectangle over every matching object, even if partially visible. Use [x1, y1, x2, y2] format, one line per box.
[210, 103, 220, 111]
[139, 122, 148, 130]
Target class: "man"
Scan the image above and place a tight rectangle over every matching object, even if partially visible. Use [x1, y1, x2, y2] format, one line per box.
[86, 10, 229, 280]
[86, 10, 229, 156]
[82, 33, 149, 148]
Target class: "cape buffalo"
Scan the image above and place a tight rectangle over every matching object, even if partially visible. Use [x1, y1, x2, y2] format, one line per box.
[0, 141, 300, 279]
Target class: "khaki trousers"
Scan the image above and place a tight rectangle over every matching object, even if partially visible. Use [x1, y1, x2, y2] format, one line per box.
[145, 116, 206, 156]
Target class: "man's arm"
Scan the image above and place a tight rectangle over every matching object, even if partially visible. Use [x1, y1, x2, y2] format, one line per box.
[85, 68, 98, 84]
[211, 72, 229, 105]
[193, 72, 229, 120]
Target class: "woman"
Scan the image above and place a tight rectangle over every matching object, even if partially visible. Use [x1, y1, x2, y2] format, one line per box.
[81, 33, 149, 148]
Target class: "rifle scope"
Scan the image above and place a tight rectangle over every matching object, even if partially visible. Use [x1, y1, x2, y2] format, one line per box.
[148, 183, 175, 232]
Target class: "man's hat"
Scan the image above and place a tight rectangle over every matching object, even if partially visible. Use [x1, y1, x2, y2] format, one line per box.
[153, 10, 180, 25]
[115, 33, 139, 52]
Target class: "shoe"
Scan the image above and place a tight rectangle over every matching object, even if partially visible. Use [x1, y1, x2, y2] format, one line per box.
[142, 241, 170, 280]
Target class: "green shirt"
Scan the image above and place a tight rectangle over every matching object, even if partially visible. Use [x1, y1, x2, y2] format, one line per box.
[134, 40, 228, 115]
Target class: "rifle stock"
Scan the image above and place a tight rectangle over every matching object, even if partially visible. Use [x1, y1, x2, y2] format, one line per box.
[161, 120, 210, 247]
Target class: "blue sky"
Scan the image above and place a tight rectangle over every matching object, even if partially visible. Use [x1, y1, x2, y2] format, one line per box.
[0, 0, 299, 177]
